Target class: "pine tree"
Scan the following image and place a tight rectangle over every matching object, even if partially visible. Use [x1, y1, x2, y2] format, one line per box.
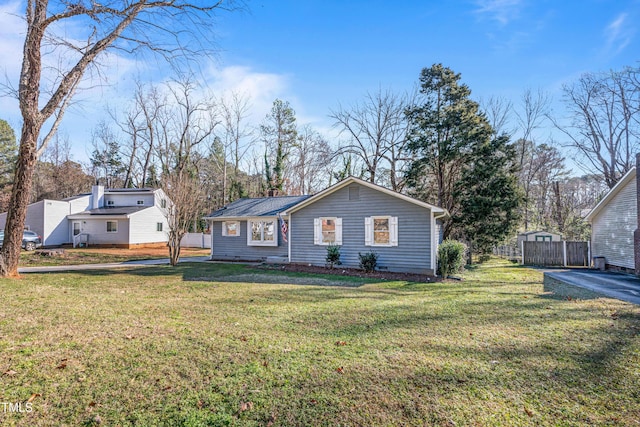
[453, 135, 523, 256]
[260, 99, 297, 194]
[405, 63, 494, 238]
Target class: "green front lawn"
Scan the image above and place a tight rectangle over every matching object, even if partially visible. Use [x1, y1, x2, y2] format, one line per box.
[0, 260, 638, 426]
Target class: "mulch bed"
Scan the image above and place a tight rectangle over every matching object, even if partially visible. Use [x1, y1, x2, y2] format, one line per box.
[258, 263, 440, 283]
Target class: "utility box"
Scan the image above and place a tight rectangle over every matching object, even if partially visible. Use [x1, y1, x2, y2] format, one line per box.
[592, 256, 606, 271]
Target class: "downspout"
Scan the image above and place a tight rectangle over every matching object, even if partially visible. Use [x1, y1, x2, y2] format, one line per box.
[433, 211, 447, 275]
[208, 220, 214, 260]
[288, 214, 292, 263]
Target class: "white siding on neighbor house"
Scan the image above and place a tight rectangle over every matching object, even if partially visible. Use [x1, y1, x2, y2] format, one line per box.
[0, 200, 69, 246]
[43, 200, 73, 246]
[104, 193, 155, 207]
[290, 183, 434, 274]
[23, 201, 45, 234]
[591, 178, 637, 269]
[79, 217, 131, 246]
[129, 207, 169, 245]
[0, 202, 46, 238]
[211, 220, 287, 260]
[68, 195, 91, 214]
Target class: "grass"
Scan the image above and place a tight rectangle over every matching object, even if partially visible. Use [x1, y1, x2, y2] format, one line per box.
[1, 259, 639, 426]
[18, 248, 210, 267]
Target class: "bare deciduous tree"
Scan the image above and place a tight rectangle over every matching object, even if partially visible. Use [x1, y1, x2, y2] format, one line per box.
[0, 0, 234, 277]
[291, 125, 332, 194]
[162, 170, 207, 266]
[551, 68, 640, 188]
[480, 95, 513, 137]
[330, 88, 410, 191]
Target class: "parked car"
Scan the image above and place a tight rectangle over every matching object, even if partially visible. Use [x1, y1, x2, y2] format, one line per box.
[0, 230, 43, 251]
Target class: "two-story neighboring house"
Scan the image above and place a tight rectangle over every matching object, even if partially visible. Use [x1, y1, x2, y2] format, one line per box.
[0, 186, 171, 248]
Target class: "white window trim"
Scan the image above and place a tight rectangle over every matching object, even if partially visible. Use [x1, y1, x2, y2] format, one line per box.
[247, 218, 278, 247]
[314, 217, 342, 245]
[106, 220, 118, 233]
[365, 216, 398, 247]
[156, 222, 163, 232]
[222, 221, 241, 237]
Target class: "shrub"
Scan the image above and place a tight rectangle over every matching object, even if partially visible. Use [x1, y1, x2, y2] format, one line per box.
[438, 239, 467, 279]
[358, 250, 378, 273]
[326, 244, 342, 269]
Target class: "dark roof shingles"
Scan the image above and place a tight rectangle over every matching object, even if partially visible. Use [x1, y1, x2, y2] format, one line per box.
[207, 195, 310, 218]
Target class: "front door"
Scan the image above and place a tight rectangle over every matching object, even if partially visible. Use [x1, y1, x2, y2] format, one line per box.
[73, 221, 81, 236]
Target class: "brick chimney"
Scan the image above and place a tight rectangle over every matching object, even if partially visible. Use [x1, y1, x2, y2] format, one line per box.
[635, 153, 640, 275]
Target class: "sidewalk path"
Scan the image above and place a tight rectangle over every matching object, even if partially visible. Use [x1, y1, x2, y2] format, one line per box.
[18, 256, 210, 274]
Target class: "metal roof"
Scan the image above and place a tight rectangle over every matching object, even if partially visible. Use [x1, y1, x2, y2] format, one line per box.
[205, 195, 311, 219]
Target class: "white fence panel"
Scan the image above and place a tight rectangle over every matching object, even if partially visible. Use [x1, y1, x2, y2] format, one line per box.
[180, 232, 212, 249]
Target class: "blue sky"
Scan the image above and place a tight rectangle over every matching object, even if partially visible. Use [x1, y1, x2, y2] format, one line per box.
[0, 0, 639, 167]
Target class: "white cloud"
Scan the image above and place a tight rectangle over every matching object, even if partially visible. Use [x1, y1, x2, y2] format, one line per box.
[203, 65, 292, 124]
[604, 12, 634, 55]
[474, 0, 523, 25]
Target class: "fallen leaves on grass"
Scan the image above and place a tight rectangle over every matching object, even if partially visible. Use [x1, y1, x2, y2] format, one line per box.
[27, 393, 41, 403]
[239, 401, 253, 412]
[336, 366, 344, 374]
[335, 341, 347, 346]
[4, 369, 17, 376]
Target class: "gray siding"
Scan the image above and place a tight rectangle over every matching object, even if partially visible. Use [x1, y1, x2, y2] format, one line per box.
[290, 184, 434, 274]
[211, 219, 287, 260]
[591, 178, 637, 269]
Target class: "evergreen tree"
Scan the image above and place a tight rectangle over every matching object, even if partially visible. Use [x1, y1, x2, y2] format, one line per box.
[405, 64, 493, 238]
[0, 120, 18, 211]
[453, 135, 523, 256]
[260, 99, 297, 194]
[0, 120, 18, 188]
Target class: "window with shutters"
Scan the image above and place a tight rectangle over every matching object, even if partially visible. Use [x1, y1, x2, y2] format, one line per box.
[364, 216, 398, 247]
[314, 217, 342, 245]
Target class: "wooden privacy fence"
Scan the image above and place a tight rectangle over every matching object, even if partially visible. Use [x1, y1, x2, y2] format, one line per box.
[522, 241, 590, 267]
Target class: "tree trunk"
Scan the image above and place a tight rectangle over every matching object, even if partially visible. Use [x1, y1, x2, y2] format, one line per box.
[0, 124, 40, 277]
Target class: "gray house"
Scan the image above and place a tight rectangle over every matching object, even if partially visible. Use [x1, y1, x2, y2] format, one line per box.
[586, 165, 638, 274]
[205, 177, 448, 275]
[205, 195, 310, 261]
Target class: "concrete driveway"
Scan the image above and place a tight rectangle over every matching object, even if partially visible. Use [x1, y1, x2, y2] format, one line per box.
[544, 269, 640, 305]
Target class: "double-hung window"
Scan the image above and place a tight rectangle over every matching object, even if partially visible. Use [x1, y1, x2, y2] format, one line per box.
[222, 221, 240, 237]
[365, 216, 398, 247]
[247, 219, 277, 246]
[314, 217, 342, 245]
[106, 221, 118, 233]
